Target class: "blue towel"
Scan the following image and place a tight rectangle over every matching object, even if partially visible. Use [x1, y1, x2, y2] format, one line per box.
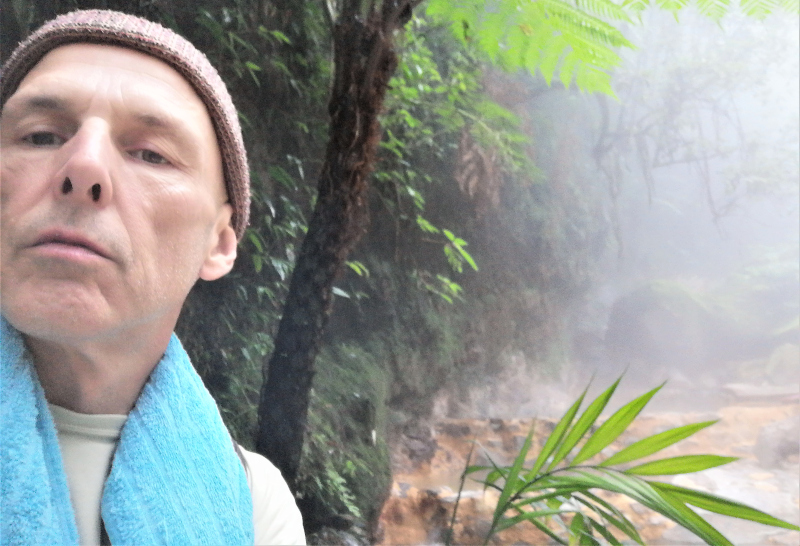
[0, 316, 254, 545]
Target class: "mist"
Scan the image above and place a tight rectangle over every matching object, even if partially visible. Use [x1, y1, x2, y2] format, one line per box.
[451, 9, 800, 418]
[381, 11, 799, 543]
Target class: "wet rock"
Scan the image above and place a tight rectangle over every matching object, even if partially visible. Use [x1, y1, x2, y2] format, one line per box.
[436, 422, 472, 437]
[755, 416, 800, 468]
[402, 421, 438, 466]
[382, 405, 800, 545]
[405, 437, 437, 465]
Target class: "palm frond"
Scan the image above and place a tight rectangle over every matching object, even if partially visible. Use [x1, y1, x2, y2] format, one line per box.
[458, 377, 800, 545]
[600, 420, 718, 467]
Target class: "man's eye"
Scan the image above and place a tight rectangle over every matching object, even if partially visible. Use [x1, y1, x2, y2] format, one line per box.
[131, 149, 170, 165]
[24, 132, 64, 147]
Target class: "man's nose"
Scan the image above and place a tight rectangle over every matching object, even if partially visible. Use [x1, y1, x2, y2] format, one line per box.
[54, 119, 114, 206]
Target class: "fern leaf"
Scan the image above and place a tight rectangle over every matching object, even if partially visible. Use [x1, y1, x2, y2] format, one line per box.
[622, 0, 652, 13]
[656, 0, 691, 13]
[576, 63, 615, 96]
[538, 0, 635, 49]
[425, 0, 482, 44]
[695, 0, 731, 19]
[574, 0, 635, 21]
[539, 33, 570, 85]
[739, 0, 779, 18]
[774, 0, 800, 13]
[561, 30, 624, 68]
[560, 50, 580, 88]
[476, 10, 508, 62]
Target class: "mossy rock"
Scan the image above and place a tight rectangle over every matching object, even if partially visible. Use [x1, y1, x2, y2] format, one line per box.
[605, 280, 798, 378]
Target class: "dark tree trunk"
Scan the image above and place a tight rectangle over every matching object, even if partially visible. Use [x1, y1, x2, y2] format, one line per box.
[255, 0, 420, 488]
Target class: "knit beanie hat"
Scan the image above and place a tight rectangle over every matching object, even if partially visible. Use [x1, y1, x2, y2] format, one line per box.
[1, 9, 250, 239]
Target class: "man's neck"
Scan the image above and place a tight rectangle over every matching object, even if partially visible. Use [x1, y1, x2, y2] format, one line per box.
[26, 328, 173, 415]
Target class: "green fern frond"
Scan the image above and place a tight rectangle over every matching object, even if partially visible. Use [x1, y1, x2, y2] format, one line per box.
[574, 0, 635, 21]
[538, 0, 636, 49]
[514, 17, 547, 68]
[575, 63, 615, 95]
[559, 27, 628, 67]
[539, 33, 570, 84]
[774, 0, 800, 13]
[475, 10, 508, 62]
[511, 10, 621, 90]
[622, 0, 652, 12]
[559, 50, 581, 87]
[425, 0, 482, 44]
[739, 0, 780, 18]
[656, 0, 691, 13]
[695, 0, 731, 19]
[561, 30, 623, 68]
[428, 0, 633, 95]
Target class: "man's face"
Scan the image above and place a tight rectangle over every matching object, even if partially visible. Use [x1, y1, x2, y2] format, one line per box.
[0, 43, 235, 345]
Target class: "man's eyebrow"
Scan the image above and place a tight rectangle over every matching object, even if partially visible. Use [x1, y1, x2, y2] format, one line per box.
[26, 95, 69, 110]
[5, 95, 180, 132]
[133, 112, 174, 129]
[4, 94, 71, 115]
[130, 111, 194, 141]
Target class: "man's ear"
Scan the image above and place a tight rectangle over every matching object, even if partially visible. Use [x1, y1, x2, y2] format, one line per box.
[199, 204, 237, 281]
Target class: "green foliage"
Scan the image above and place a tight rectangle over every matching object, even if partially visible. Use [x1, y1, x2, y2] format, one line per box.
[367, 16, 529, 303]
[12, 0, 795, 536]
[426, 0, 797, 96]
[178, 0, 332, 444]
[426, 0, 634, 94]
[451, 378, 800, 545]
[296, 344, 392, 526]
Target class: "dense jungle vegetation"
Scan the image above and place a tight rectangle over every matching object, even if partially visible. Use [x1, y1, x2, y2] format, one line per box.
[3, 0, 797, 540]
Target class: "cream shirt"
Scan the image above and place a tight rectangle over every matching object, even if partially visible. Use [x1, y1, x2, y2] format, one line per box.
[50, 404, 306, 545]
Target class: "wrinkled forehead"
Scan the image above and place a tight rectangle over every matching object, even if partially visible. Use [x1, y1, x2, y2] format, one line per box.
[8, 43, 213, 124]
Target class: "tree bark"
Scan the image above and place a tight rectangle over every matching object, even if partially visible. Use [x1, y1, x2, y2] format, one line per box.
[255, 0, 421, 488]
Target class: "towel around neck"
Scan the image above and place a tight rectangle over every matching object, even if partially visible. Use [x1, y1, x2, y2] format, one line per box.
[0, 316, 254, 545]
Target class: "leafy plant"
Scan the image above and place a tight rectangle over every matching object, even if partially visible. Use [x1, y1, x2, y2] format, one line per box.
[426, 0, 798, 96]
[449, 377, 800, 545]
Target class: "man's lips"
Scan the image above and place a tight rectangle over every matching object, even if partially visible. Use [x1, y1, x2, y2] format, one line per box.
[31, 229, 112, 260]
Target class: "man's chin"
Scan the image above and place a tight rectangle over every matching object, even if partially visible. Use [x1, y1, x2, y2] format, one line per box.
[5, 312, 109, 347]
[1, 292, 118, 347]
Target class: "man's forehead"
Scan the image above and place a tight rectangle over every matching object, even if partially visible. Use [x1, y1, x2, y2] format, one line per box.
[21, 43, 201, 99]
[4, 43, 211, 131]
